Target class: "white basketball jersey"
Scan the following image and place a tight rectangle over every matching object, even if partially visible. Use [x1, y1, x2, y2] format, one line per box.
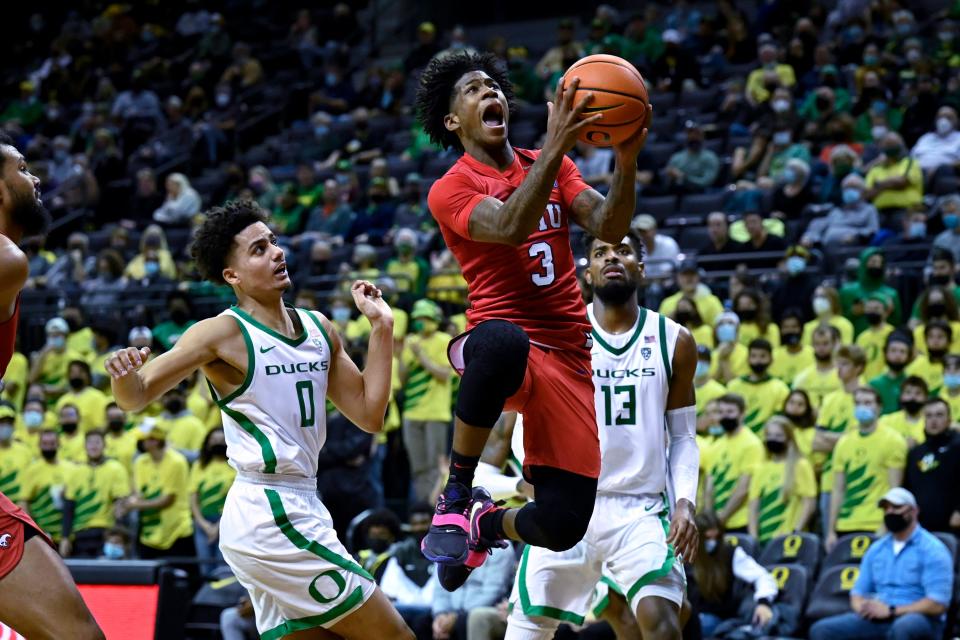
[588, 303, 679, 495]
[209, 306, 332, 477]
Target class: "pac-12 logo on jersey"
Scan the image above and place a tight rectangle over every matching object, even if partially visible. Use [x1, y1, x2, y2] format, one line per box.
[641, 347, 652, 360]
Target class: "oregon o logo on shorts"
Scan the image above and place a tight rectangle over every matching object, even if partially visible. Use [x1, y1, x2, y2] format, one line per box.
[309, 569, 347, 604]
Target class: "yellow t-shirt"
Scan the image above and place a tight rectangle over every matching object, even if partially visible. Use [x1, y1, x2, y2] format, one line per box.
[401, 331, 453, 422]
[794, 425, 816, 459]
[66, 328, 95, 360]
[793, 365, 842, 408]
[857, 325, 895, 381]
[186, 386, 214, 426]
[691, 324, 714, 349]
[346, 309, 409, 343]
[865, 157, 923, 210]
[158, 414, 208, 454]
[878, 411, 925, 445]
[940, 388, 960, 424]
[726, 376, 790, 435]
[37, 348, 84, 387]
[770, 346, 815, 384]
[59, 431, 88, 465]
[710, 343, 750, 382]
[449, 313, 467, 336]
[738, 322, 781, 349]
[802, 316, 854, 347]
[104, 428, 139, 476]
[749, 457, 817, 542]
[54, 387, 110, 433]
[833, 426, 907, 533]
[659, 291, 724, 328]
[746, 64, 797, 103]
[913, 322, 960, 355]
[817, 389, 857, 491]
[133, 449, 193, 550]
[1, 352, 28, 409]
[427, 272, 468, 305]
[86, 349, 112, 390]
[64, 459, 130, 532]
[0, 441, 34, 502]
[189, 459, 236, 521]
[708, 428, 765, 529]
[695, 379, 727, 417]
[905, 356, 944, 396]
[21, 458, 75, 541]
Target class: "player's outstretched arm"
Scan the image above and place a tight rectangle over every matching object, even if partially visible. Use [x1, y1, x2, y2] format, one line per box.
[460, 76, 602, 246]
[665, 327, 699, 562]
[326, 281, 394, 433]
[570, 103, 652, 243]
[107, 316, 230, 412]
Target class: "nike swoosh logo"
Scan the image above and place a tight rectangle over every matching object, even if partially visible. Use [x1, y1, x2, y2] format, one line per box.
[260, 346, 275, 353]
[644, 503, 657, 512]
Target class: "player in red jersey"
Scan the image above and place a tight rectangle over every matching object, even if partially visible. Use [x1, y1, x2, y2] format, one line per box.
[415, 52, 651, 589]
[0, 132, 104, 639]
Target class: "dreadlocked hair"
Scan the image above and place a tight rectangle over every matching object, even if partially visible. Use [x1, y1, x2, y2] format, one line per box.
[415, 51, 515, 151]
[190, 199, 268, 285]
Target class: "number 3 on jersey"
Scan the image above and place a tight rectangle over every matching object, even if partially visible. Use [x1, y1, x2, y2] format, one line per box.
[529, 203, 562, 287]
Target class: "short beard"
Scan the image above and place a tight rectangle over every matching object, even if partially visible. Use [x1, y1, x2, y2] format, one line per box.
[593, 280, 637, 306]
[10, 187, 51, 237]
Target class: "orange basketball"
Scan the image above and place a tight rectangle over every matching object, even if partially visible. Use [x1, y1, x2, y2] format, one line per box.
[562, 54, 649, 147]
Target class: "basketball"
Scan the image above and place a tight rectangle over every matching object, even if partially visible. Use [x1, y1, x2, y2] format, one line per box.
[562, 54, 649, 147]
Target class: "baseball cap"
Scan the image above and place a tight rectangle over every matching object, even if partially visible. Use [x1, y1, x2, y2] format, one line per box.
[128, 326, 153, 344]
[631, 214, 656, 232]
[677, 259, 699, 274]
[45, 317, 69, 335]
[0, 406, 15, 421]
[411, 299, 442, 322]
[878, 487, 917, 509]
[716, 311, 740, 327]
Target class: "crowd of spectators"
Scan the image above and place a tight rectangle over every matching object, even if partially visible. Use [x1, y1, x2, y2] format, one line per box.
[5, 0, 960, 638]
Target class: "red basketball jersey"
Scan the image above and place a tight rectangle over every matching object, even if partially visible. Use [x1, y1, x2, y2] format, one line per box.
[428, 148, 593, 351]
[0, 295, 18, 379]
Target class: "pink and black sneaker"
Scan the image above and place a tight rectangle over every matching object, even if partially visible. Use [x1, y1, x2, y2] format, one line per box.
[421, 482, 471, 565]
[437, 487, 508, 592]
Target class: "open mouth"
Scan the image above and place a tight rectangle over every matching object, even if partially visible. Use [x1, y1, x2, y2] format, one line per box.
[274, 262, 287, 277]
[481, 102, 505, 130]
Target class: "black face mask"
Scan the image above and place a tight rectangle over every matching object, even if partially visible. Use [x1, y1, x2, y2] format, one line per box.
[41, 449, 56, 461]
[720, 417, 739, 432]
[865, 312, 883, 326]
[366, 537, 391, 554]
[107, 419, 124, 432]
[68, 377, 85, 391]
[815, 352, 833, 364]
[737, 309, 757, 322]
[675, 311, 694, 325]
[765, 440, 787, 454]
[901, 399, 924, 415]
[886, 359, 907, 373]
[883, 512, 911, 533]
[209, 444, 228, 458]
[785, 412, 810, 427]
[929, 348, 947, 360]
[61, 422, 78, 435]
[781, 332, 801, 347]
[928, 303, 946, 317]
[930, 275, 951, 287]
[170, 308, 189, 325]
[750, 362, 769, 375]
[866, 266, 885, 279]
[164, 399, 184, 414]
[816, 96, 832, 110]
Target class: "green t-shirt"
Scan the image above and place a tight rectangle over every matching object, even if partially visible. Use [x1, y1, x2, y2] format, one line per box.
[869, 372, 907, 415]
[152, 320, 196, 351]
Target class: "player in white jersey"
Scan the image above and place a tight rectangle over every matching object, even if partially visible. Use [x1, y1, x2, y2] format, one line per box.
[503, 232, 700, 640]
[106, 201, 413, 640]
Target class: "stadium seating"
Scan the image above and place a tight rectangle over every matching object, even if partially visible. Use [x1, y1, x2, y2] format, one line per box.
[725, 532, 758, 559]
[766, 563, 810, 611]
[759, 533, 822, 577]
[822, 533, 875, 570]
[804, 564, 861, 624]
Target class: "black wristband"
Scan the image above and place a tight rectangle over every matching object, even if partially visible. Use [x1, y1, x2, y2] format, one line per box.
[889, 604, 897, 618]
[757, 598, 773, 608]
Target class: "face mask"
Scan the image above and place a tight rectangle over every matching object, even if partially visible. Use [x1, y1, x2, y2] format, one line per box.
[0, 425, 13, 442]
[215, 93, 230, 108]
[750, 362, 768, 375]
[765, 439, 787, 454]
[773, 131, 791, 146]
[865, 311, 883, 326]
[103, 542, 125, 560]
[695, 361, 710, 379]
[931, 274, 951, 286]
[704, 538, 719, 554]
[41, 449, 56, 462]
[813, 296, 831, 316]
[906, 49, 922, 63]
[325, 73, 338, 86]
[945, 214, 959, 230]
[145, 261, 159, 276]
[854, 404, 876, 424]
[675, 311, 693, 325]
[928, 302, 946, 317]
[883, 511, 910, 533]
[49, 336, 65, 350]
[901, 399, 924, 415]
[717, 324, 737, 344]
[908, 221, 927, 238]
[367, 537, 391, 554]
[772, 98, 790, 113]
[107, 419, 124, 432]
[687, 140, 703, 152]
[68, 377, 85, 391]
[164, 399, 184, 414]
[937, 117, 955, 136]
[708, 425, 724, 437]
[842, 188, 861, 205]
[61, 422, 78, 435]
[896, 23, 912, 36]
[737, 308, 757, 322]
[24, 411, 43, 429]
[786, 256, 806, 275]
[332, 307, 351, 323]
[170, 308, 189, 325]
[929, 348, 947, 360]
[314, 125, 329, 139]
[720, 416, 739, 433]
[781, 168, 797, 183]
[209, 443, 228, 458]
[815, 96, 832, 111]
[866, 266, 885, 279]
[785, 412, 808, 426]
[883, 145, 903, 159]
[871, 125, 889, 141]
[940, 31, 955, 42]
[782, 332, 801, 346]
[864, 54, 879, 66]
[946, 373, 960, 389]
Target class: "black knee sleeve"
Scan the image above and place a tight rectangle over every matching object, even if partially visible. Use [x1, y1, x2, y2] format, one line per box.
[514, 466, 597, 552]
[455, 320, 529, 428]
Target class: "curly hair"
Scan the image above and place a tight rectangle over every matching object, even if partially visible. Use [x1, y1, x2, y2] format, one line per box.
[190, 199, 268, 285]
[415, 51, 515, 151]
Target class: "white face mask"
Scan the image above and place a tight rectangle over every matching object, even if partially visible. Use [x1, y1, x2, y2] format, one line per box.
[772, 99, 790, 113]
[937, 117, 955, 136]
[871, 125, 889, 141]
[813, 296, 832, 316]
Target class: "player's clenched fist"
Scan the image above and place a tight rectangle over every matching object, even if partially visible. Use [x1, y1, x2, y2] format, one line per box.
[105, 346, 151, 379]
